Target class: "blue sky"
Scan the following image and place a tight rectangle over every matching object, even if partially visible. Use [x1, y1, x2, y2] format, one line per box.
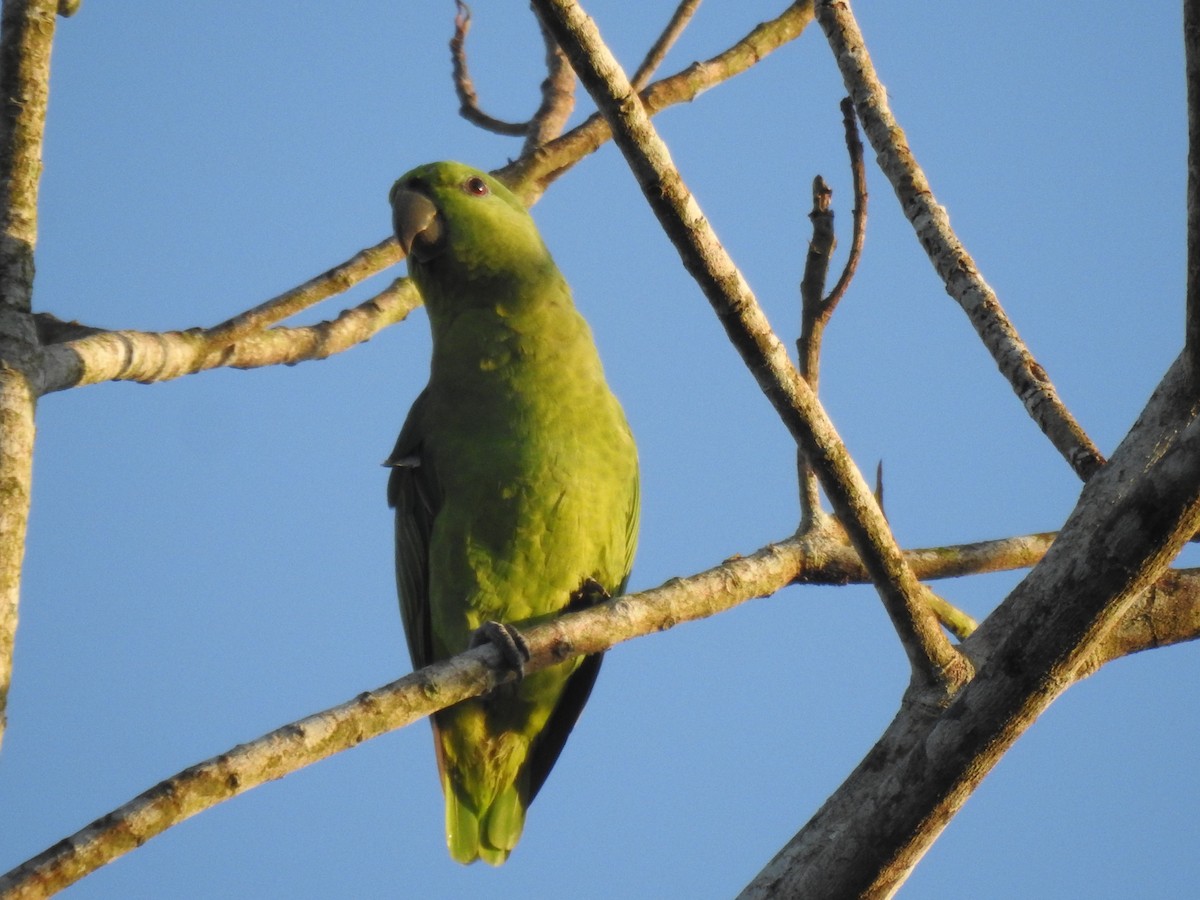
[1, 2, 1196, 897]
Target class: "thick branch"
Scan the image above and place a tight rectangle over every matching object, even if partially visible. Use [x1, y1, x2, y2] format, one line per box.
[0, 0, 57, 748]
[741, 354, 1200, 899]
[531, 0, 967, 693]
[817, 0, 1105, 481]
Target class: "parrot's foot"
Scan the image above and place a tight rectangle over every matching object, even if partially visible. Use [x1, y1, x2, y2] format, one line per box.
[568, 577, 611, 612]
[471, 621, 531, 680]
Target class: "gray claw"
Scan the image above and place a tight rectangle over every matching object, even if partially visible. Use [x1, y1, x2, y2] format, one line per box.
[470, 621, 531, 679]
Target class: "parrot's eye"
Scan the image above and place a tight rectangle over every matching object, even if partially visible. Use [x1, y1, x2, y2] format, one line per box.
[462, 176, 490, 197]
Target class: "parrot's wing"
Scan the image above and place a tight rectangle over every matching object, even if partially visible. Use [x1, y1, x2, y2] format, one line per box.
[526, 463, 639, 803]
[527, 651, 603, 804]
[387, 389, 438, 671]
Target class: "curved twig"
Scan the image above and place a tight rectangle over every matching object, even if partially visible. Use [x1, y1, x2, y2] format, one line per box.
[450, 1, 528, 136]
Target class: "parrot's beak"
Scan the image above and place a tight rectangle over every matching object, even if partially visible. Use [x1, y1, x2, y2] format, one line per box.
[391, 186, 444, 262]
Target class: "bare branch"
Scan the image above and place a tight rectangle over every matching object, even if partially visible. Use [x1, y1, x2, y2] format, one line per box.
[6, 501, 1195, 897]
[742, 353, 1200, 898]
[530, 0, 968, 694]
[31, 5, 812, 398]
[0, 520, 1064, 897]
[630, 0, 702, 91]
[823, 96, 866, 308]
[36, 278, 421, 394]
[522, 6, 576, 154]
[449, 1, 577, 150]
[203, 237, 402, 346]
[449, 1, 528, 136]
[496, 2, 816, 205]
[797, 174, 836, 525]
[817, 0, 1105, 482]
[0, 0, 58, 748]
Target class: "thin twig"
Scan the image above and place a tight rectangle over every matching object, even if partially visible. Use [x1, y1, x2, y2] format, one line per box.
[817, 0, 1104, 481]
[531, 0, 969, 694]
[823, 96, 866, 308]
[797, 174, 835, 525]
[630, 0, 703, 91]
[796, 99, 867, 527]
[203, 237, 402, 347]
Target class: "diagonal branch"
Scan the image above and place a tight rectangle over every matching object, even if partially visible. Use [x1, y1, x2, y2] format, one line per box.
[741, 353, 1200, 898]
[817, 0, 1105, 481]
[530, 0, 968, 693]
[630, 0, 702, 91]
[522, 4, 576, 154]
[0, 0, 59, 750]
[796, 98, 867, 527]
[32, 4, 813, 397]
[4, 513, 1196, 896]
[497, 2, 816, 204]
[36, 277, 421, 394]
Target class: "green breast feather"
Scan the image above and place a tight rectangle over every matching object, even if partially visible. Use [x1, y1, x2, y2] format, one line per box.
[386, 161, 639, 865]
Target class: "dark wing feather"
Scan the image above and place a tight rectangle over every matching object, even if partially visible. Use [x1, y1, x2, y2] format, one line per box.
[525, 653, 603, 804]
[386, 390, 439, 671]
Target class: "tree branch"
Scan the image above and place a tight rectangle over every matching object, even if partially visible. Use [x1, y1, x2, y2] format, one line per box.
[740, 353, 1200, 898]
[32, 4, 813, 396]
[5, 512, 1196, 896]
[0, 0, 58, 749]
[817, 0, 1105, 482]
[496, 2, 816, 205]
[530, 0, 968, 694]
[629, 0, 702, 91]
[36, 277, 421, 394]
[522, 4, 576, 154]
[449, 1, 528, 136]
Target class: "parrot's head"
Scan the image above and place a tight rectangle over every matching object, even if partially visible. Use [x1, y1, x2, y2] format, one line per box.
[390, 161, 556, 313]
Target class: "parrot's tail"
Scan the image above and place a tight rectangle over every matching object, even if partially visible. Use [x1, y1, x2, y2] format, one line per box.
[445, 783, 526, 866]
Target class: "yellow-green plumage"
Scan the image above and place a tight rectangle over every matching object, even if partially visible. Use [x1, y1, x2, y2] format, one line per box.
[386, 161, 639, 864]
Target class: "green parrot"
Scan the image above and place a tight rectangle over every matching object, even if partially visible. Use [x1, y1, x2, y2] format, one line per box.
[386, 161, 639, 865]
